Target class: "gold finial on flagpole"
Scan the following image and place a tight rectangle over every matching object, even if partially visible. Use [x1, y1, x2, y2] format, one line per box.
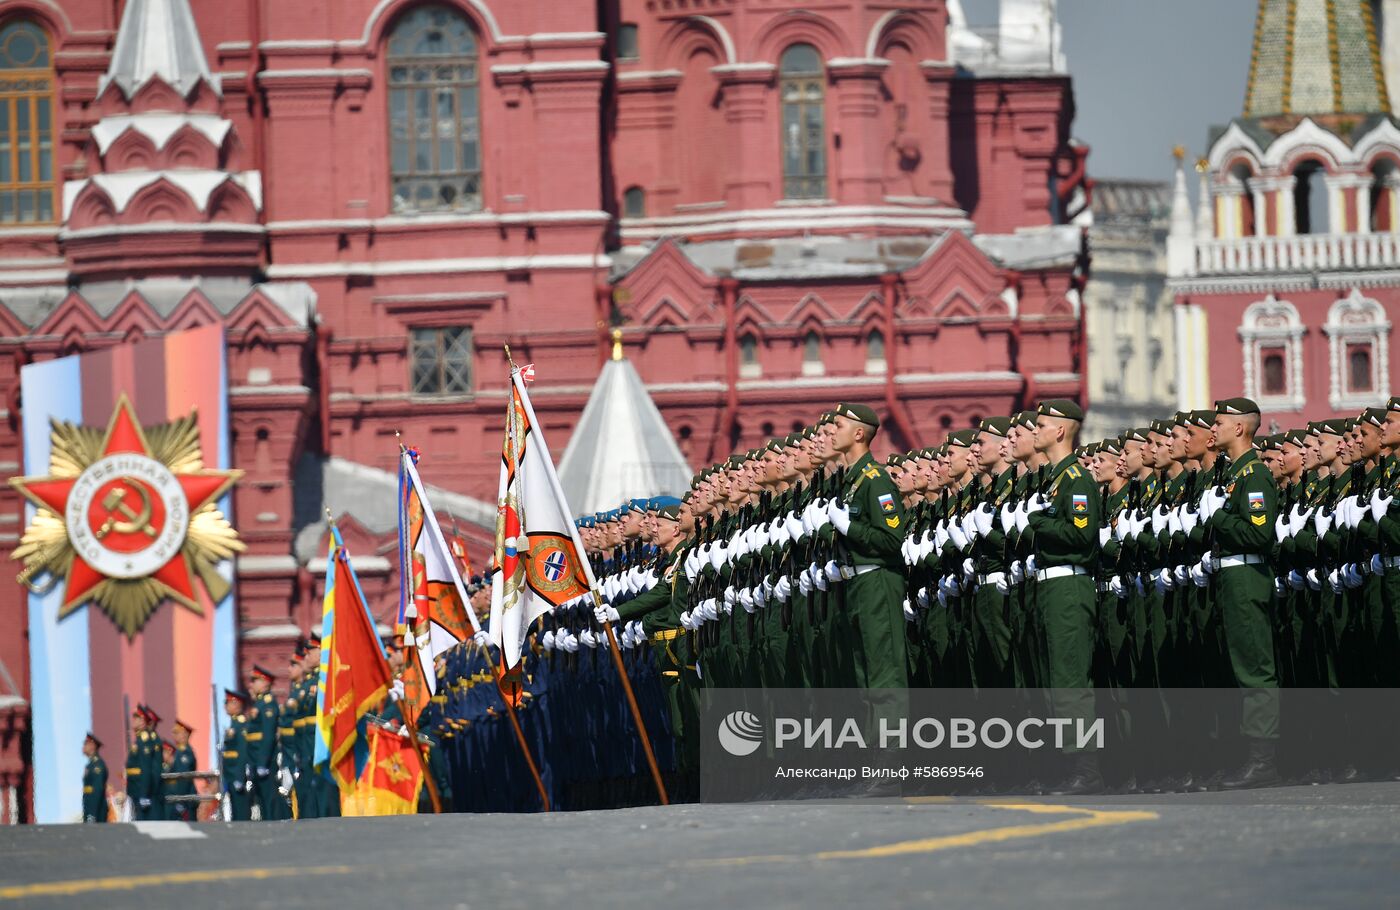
[610, 327, 624, 362]
[503, 343, 514, 369]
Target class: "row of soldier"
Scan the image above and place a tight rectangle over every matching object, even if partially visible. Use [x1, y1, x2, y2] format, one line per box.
[572, 397, 1400, 796]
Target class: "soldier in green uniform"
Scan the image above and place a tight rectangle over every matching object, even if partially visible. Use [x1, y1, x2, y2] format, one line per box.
[164, 720, 198, 822]
[1025, 399, 1102, 795]
[825, 403, 908, 689]
[247, 664, 286, 820]
[126, 705, 159, 820]
[1202, 398, 1281, 790]
[969, 418, 1018, 689]
[221, 689, 253, 821]
[82, 733, 108, 823]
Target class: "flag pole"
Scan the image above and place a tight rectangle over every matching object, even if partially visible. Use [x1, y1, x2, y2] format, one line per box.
[503, 348, 669, 806]
[397, 710, 443, 814]
[396, 441, 552, 813]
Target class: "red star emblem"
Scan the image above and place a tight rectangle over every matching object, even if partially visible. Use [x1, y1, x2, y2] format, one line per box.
[11, 394, 241, 622]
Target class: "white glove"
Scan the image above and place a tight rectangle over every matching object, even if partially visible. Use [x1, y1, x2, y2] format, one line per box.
[1155, 568, 1174, 592]
[1151, 507, 1168, 536]
[786, 511, 805, 541]
[1000, 502, 1017, 533]
[916, 586, 930, 608]
[1287, 570, 1305, 590]
[1098, 526, 1111, 547]
[1306, 569, 1322, 591]
[798, 572, 812, 596]
[1345, 563, 1364, 588]
[934, 524, 951, 554]
[1372, 488, 1393, 523]
[824, 559, 842, 582]
[1371, 553, 1385, 575]
[903, 599, 916, 621]
[472, 629, 491, 648]
[1025, 493, 1049, 516]
[1025, 554, 1038, 575]
[594, 602, 620, 624]
[936, 587, 948, 609]
[388, 678, 406, 702]
[1009, 560, 1024, 584]
[1167, 508, 1183, 537]
[774, 575, 792, 601]
[1315, 508, 1333, 537]
[739, 588, 756, 613]
[1288, 504, 1313, 536]
[1181, 507, 1199, 535]
[1274, 517, 1288, 544]
[1340, 495, 1361, 529]
[813, 568, 829, 592]
[827, 500, 852, 535]
[1327, 568, 1343, 593]
[678, 611, 693, 631]
[947, 518, 969, 551]
[580, 629, 598, 648]
[995, 574, 1010, 595]
[1109, 575, 1125, 598]
[972, 503, 995, 537]
[1199, 550, 1214, 576]
[1173, 564, 1189, 585]
[541, 630, 556, 650]
[1191, 563, 1208, 587]
[960, 511, 980, 543]
[901, 536, 914, 566]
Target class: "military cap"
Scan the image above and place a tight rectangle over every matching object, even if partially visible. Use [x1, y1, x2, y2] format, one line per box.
[651, 496, 681, 509]
[1100, 437, 1124, 455]
[1037, 398, 1084, 421]
[142, 705, 161, 725]
[161, 739, 175, 752]
[1148, 419, 1174, 436]
[132, 703, 147, 719]
[1361, 407, 1388, 428]
[1312, 419, 1347, 437]
[173, 719, 194, 734]
[947, 428, 978, 448]
[886, 453, 905, 467]
[85, 732, 102, 749]
[1124, 427, 1152, 443]
[223, 688, 249, 704]
[657, 504, 682, 522]
[1215, 397, 1259, 416]
[1012, 410, 1038, 429]
[1258, 434, 1279, 450]
[1281, 429, 1308, 446]
[250, 664, 276, 682]
[726, 455, 744, 469]
[1388, 396, 1400, 411]
[1185, 409, 1215, 429]
[979, 416, 1012, 437]
[307, 632, 322, 647]
[834, 402, 880, 429]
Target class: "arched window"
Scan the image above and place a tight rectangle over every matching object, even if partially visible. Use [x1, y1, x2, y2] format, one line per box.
[801, 329, 824, 376]
[738, 332, 760, 378]
[623, 186, 645, 219]
[1369, 160, 1395, 232]
[1230, 164, 1255, 237]
[1293, 161, 1330, 235]
[0, 20, 55, 223]
[1239, 295, 1305, 411]
[779, 44, 826, 200]
[865, 328, 886, 373]
[1324, 290, 1391, 409]
[387, 6, 482, 214]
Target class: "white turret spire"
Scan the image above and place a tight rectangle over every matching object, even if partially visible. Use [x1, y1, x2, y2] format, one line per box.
[1166, 147, 1196, 278]
[100, 0, 217, 99]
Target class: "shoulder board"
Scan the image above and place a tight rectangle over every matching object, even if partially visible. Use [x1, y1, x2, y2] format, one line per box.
[863, 466, 880, 479]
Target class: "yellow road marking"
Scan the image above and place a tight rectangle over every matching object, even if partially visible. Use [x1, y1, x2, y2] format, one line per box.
[697, 802, 1159, 866]
[0, 865, 353, 901]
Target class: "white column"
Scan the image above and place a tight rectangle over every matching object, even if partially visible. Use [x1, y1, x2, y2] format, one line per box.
[1276, 175, 1297, 237]
[1216, 183, 1244, 240]
[1248, 178, 1267, 236]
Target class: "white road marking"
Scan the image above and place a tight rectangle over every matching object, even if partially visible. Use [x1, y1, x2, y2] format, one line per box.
[132, 821, 207, 840]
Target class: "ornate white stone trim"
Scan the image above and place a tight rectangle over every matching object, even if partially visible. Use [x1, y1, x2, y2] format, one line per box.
[1238, 295, 1306, 412]
[1323, 289, 1391, 410]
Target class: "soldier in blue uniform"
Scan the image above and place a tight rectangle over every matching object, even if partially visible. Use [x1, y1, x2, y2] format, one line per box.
[82, 733, 108, 823]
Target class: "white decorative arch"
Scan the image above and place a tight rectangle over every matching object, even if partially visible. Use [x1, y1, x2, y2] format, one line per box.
[689, 15, 737, 65]
[362, 0, 503, 44]
[1324, 289, 1391, 409]
[1261, 118, 1352, 171]
[1206, 121, 1266, 174]
[1238, 295, 1306, 412]
[1350, 118, 1400, 170]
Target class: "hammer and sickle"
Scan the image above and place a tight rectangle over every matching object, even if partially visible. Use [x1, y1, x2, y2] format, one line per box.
[95, 480, 156, 539]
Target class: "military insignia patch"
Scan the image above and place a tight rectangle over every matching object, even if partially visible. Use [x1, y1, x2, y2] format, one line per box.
[1073, 517, 1089, 529]
[885, 516, 900, 528]
[1250, 514, 1268, 526]
[1248, 491, 1265, 512]
[1226, 482, 1236, 494]
[878, 493, 896, 514]
[863, 466, 880, 480]
[1071, 494, 1088, 514]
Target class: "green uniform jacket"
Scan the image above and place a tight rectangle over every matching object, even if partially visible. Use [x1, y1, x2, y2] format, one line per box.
[247, 692, 278, 774]
[616, 545, 686, 634]
[83, 754, 108, 822]
[840, 452, 905, 569]
[222, 714, 251, 794]
[1208, 449, 1278, 557]
[1027, 454, 1101, 569]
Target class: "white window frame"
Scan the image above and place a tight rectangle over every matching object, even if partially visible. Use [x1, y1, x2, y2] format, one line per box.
[1324, 289, 1391, 410]
[1239, 295, 1305, 412]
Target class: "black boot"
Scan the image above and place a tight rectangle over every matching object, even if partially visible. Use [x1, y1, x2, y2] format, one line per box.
[1048, 752, 1104, 796]
[1220, 740, 1281, 790]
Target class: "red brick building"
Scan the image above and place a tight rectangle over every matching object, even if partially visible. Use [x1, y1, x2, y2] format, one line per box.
[0, 0, 1084, 820]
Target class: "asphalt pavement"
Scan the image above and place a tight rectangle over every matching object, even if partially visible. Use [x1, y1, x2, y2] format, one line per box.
[3, 783, 1399, 909]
